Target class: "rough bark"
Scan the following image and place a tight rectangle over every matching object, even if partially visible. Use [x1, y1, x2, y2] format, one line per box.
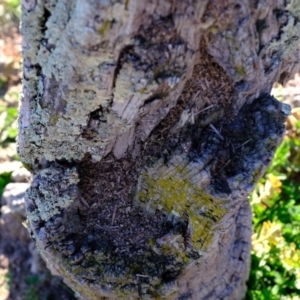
[18, 0, 299, 299]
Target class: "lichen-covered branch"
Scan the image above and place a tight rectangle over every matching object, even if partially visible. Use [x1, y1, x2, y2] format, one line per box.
[19, 0, 299, 299]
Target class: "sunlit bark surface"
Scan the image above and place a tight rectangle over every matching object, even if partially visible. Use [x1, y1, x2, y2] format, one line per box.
[19, 0, 299, 299]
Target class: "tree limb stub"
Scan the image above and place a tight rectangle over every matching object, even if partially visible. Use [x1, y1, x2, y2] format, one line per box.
[19, 0, 298, 299]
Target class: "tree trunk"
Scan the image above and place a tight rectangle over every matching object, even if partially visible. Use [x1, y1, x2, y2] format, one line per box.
[18, 0, 299, 299]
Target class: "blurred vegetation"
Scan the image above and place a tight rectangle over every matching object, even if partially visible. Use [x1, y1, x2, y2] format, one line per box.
[0, 0, 20, 30]
[246, 107, 300, 299]
[0, 0, 299, 299]
[0, 104, 18, 144]
[0, 0, 20, 198]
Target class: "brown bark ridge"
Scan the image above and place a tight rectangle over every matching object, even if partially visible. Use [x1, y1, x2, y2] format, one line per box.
[19, 0, 299, 299]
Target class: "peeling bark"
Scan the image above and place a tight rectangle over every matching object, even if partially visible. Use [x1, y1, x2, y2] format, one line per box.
[19, 0, 299, 299]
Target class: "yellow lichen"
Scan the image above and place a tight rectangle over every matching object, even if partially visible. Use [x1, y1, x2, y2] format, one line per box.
[99, 20, 111, 37]
[49, 114, 59, 125]
[124, 0, 130, 10]
[235, 65, 247, 77]
[139, 87, 147, 94]
[138, 169, 227, 251]
[209, 25, 219, 34]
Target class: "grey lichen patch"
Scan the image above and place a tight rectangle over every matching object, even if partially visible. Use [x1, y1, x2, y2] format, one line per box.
[267, 5, 300, 68]
[19, 0, 196, 166]
[19, 83, 125, 164]
[288, 0, 300, 16]
[25, 166, 79, 222]
[19, 0, 129, 165]
[70, 1, 130, 50]
[202, 0, 300, 108]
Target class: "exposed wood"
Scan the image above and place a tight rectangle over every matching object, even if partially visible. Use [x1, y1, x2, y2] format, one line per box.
[19, 0, 299, 299]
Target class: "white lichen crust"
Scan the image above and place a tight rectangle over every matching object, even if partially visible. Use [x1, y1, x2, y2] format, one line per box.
[25, 166, 79, 222]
